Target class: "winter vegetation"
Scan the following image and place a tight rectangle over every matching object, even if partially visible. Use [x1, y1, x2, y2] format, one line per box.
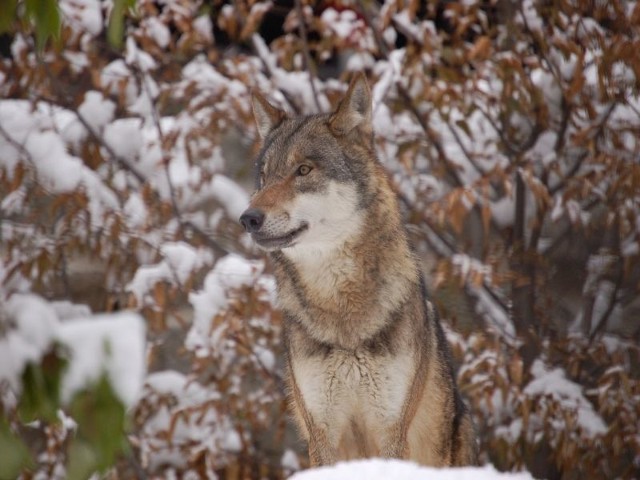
[0, 0, 639, 479]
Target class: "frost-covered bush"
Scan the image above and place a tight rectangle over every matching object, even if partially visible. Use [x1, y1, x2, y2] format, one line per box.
[449, 331, 639, 478]
[0, 294, 145, 479]
[132, 255, 286, 477]
[1, 0, 639, 478]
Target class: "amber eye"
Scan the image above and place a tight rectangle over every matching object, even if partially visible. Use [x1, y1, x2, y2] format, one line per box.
[297, 165, 312, 176]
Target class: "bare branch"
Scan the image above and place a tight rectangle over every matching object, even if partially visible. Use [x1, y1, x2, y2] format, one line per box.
[294, 0, 322, 113]
[0, 123, 35, 168]
[251, 34, 302, 115]
[549, 103, 617, 195]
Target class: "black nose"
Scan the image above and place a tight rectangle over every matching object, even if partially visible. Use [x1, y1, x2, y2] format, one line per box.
[239, 208, 265, 233]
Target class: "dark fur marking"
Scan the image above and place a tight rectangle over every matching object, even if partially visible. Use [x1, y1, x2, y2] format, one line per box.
[272, 251, 314, 314]
[341, 152, 374, 209]
[362, 304, 405, 355]
[290, 320, 334, 358]
[422, 273, 470, 465]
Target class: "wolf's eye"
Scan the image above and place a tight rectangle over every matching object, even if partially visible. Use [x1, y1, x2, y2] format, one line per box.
[297, 165, 312, 176]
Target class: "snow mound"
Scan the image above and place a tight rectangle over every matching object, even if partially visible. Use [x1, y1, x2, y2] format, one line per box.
[58, 312, 146, 406]
[0, 294, 146, 408]
[291, 460, 532, 480]
[524, 359, 607, 436]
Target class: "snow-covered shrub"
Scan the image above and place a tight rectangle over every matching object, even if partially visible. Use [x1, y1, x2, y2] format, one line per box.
[449, 331, 640, 478]
[0, 294, 145, 479]
[132, 255, 287, 476]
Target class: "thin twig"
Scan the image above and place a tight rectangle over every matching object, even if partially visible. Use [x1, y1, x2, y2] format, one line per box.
[588, 270, 622, 344]
[294, 0, 322, 113]
[551, 103, 617, 194]
[444, 120, 485, 178]
[0, 123, 35, 167]
[251, 34, 301, 115]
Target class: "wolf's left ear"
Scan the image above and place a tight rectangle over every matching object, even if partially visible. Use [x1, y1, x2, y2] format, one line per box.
[252, 92, 287, 139]
[329, 73, 372, 136]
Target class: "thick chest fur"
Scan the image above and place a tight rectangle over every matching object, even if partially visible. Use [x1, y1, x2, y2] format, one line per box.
[291, 346, 416, 446]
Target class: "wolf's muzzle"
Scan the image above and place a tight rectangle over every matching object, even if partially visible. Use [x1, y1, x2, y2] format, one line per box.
[239, 208, 265, 233]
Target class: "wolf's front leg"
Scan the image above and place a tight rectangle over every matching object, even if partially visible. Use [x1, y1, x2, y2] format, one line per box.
[378, 422, 409, 459]
[307, 427, 338, 466]
[287, 360, 341, 466]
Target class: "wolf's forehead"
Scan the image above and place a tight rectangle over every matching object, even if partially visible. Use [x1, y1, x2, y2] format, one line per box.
[257, 116, 330, 171]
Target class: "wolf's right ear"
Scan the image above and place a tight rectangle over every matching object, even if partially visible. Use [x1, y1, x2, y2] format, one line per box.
[329, 73, 372, 137]
[252, 92, 286, 139]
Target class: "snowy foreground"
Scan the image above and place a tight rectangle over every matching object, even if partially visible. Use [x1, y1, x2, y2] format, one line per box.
[291, 460, 533, 480]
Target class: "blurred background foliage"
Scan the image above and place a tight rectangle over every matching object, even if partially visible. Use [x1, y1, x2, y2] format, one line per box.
[0, 0, 639, 479]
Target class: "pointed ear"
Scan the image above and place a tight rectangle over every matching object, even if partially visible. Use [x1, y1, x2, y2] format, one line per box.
[252, 92, 286, 139]
[329, 73, 372, 136]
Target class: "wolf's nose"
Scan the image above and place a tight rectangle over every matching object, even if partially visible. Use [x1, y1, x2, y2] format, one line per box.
[239, 208, 265, 233]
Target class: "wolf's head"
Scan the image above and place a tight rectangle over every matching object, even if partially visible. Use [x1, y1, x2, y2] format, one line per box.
[239, 74, 377, 255]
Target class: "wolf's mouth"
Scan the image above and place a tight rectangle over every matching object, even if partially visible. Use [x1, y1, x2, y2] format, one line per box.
[253, 222, 309, 250]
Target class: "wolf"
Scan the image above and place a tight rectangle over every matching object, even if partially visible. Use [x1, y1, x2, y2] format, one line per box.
[239, 73, 477, 467]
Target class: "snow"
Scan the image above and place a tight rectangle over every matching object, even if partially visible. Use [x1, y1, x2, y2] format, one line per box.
[51, 300, 92, 321]
[143, 369, 189, 396]
[524, 360, 607, 436]
[451, 254, 492, 284]
[186, 254, 268, 357]
[58, 312, 146, 407]
[251, 35, 330, 114]
[473, 287, 516, 340]
[291, 460, 533, 480]
[125, 37, 157, 72]
[182, 55, 246, 97]
[103, 118, 144, 161]
[127, 242, 214, 306]
[253, 344, 276, 372]
[123, 192, 148, 228]
[281, 449, 301, 472]
[26, 131, 84, 192]
[143, 17, 171, 48]
[0, 294, 59, 392]
[140, 370, 241, 471]
[100, 59, 138, 105]
[0, 294, 146, 408]
[345, 52, 375, 72]
[220, 428, 243, 453]
[320, 8, 364, 40]
[193, 15, 213, 42]
[60, 0, 104, 36]
[208, 174, 251, 221]
[495, 419, 523, 443]
[393, 11, 425, 43]
[372, 50, 405, 114]
[518, 0, 543, 32]
[0, 100, 119, 217]
[78, 91, 115, 133]
[490, 195, 515, 228]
